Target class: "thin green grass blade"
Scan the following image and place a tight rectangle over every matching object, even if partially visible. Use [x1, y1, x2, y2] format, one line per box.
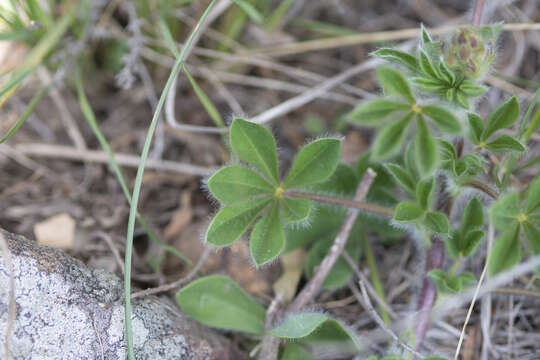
[0, 84, 48, 143]
[75, 70, 192, 266]
[123, 1, 219, 358]
[182, 64, 225, 128]
[265, 0, 295, 30]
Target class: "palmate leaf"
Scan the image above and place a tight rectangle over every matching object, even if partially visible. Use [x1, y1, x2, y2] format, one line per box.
[230, 118, 280, 185]
[371, 112, 413, 160]
[489, 223, 521, 275]
[176, 275, 266, 334]
[482, 96, 520, 141]
[376, 66, 415, 103]
[207, 165, 275, 204]
[348, 99, 409, 126]
[250, 201, 285, 266]
[414, 115, 439, 177]
[283, 138, 342, 189]
[206, 197, 271, 246]
[490, 193, 520, 231]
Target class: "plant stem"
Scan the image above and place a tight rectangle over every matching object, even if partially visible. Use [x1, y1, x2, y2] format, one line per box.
[287, 169, 378, 313]
[123, 1, 219, 358]
[285, 190, 394, 217]
[472, 0, 486, 27]
[448, 257, 461, 278]
[414, 237, 445, 350]
[362, 234, 391, 324]
[463, 180, 498, 200]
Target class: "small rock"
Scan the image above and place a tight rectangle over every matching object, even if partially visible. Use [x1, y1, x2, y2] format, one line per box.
[34, 213, 76, 249]
[0, 228, 232, 359]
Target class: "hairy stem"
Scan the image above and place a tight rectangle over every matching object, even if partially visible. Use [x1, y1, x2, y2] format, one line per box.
[285, 190, 394, 217]
[287, 169, 377, 313]
[414, 237, 445, 349]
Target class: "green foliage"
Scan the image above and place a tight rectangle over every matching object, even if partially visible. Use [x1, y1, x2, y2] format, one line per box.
[269, 312, 361, 352]
[447, 197, 485, 259]
[428, 269, 476, 293]
[176, 275, 266, 334]
[206, 118, 342, 265]
[279, 343, 315, 360]
[489, 223, 522, 275]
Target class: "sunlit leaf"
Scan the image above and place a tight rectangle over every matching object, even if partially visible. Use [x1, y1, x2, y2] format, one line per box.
[394, 201, 424, 222]
[489, 223, 522, 275]
[372, 48, 418, 71]
[281, 197, 311, 223]
[348, 99, 409, 126]
[250, 201, 285, 265]
[206, 197, 271, 246]
[485, 135, 526, 153]
[422, 105, 461, 134]
[283, 138, 342, 189]
[482, 96, 520, 141]
[385, 163, 416, 196]
[376, 66, 415, 103]
[207, 165, 275, 204]
[416, 177, 434, 210]
[230, 118, 280, 185]
[372, 112, 413, 160]
[414, 115, 438, 177]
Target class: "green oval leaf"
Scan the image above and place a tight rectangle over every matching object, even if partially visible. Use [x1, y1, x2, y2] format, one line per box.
[283, 138, 342, 189]
[250, 201, 286, 266]
[176, 275, 266, 334]
[482, 96, 520, 141]
[467, 113, 485, 145]
[372, 48, 418, 71]
[376, 66, 415, 103]
[281, 197, 311, 223]
[422, 105, 462, 134]
[461, 197, 484, 234]
[270, 313, 327, 338]
[489, 223, 521, 275]
[279, 343, 315, 360]
[207, 165, 275, 204]
[414, 115, 439, 177]
[460, 80, 486, 97]
[461, 229, 485, 257]
[424, 211, 450, 234]
[418, 49, 439, 79]
[490, 193, 520, 231]
[206, 197, 271, 246]
[348, 99, 409, 126]
[524, 175, 540, 214]
[523, 222, 540, 255]
[394, 201, 424, 222]
[230, 118, 280, 185]
[371, 112, 413, 160]
[485, 135, 526, 153]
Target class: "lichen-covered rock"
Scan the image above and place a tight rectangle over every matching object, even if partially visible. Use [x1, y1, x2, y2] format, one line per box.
[0, 229, 231, 359]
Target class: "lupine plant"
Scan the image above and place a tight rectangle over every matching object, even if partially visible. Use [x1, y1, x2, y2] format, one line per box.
[174, 24, 540, 360]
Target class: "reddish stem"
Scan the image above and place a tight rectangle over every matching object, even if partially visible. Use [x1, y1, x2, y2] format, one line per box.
[472, 0, 486, 27]
[414, 238, 445, 349]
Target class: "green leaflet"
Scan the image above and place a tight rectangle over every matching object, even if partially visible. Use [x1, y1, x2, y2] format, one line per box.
[372, 112, 413, 160]
[414, 115, 438, 177]
[206, 197, 271, 246]
[421, 105, 461, 134]
[484, 135, 526, 153]
[394, 201, 424, 222]
[283, 138, 342, 189]
[461, 197, 484, 234]
[428, 269, 476, 293]
[418, 49, 439, 79]
[279, 343, 315, 360]
[176, 275, 266, 334]
[372, 48, 418, 72]
[482, 96, 520, 141]
[490, 193, 521, 231]
[207, 165, 275, 204]
[385, 163, 416, 196]
[522, 222, 540, 255]
[376, 66, 415, 103]
[250, 201, 285, 266]
[524, 174, 540, 214]
[270, 312, 327, 338]
[230, 118, 280, 185]
[281, 197, 311, 222]
[489, 223, 521, 275]
[424, 211, 449, 234]
[348, 99, 409, 126]
[416, 177, 434, 210]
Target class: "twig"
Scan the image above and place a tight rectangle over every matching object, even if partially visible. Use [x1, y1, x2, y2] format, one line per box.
[285, 190, 394, 216]
[463, 181, 499, 200]
[131, 245, 212, 299]
[0, 233, 15, 360]
[257, 294, 283, 360]
[287, 169, 377, 313]
[350, 280, 424, 359]
[414, 237, 445, 350]
[342, 252, 397, 319]
[490, 287, 540, 298]
[91, 231, 125, 275]
[14, 143, 213, 176]
[454, 222, 492, 360]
